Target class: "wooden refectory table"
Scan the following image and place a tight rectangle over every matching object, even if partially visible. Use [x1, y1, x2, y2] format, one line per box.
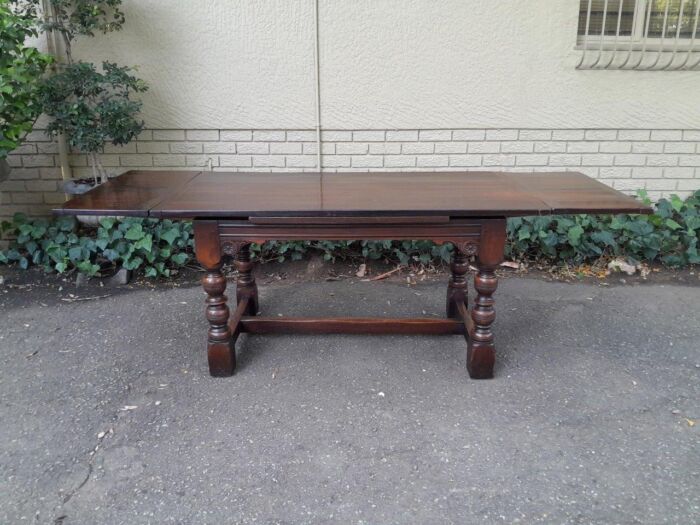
[55, 170, 651, 379]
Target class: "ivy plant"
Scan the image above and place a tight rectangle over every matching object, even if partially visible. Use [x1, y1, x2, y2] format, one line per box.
[1, 191, 698, 277]
[0, 214, 193, 277]
[506, 190, 699, 267]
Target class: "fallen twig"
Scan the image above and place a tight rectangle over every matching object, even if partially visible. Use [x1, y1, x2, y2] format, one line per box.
[61, 294, 112, 303]
[367, 266, 403, 281]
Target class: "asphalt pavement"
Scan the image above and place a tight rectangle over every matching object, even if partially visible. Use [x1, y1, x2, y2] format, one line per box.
[1, 274, 698, 524]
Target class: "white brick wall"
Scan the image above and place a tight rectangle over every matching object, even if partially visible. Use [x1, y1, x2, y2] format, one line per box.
[1, 128, 698, 219]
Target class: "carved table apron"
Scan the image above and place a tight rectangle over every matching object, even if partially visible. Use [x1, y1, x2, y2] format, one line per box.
[55, 170, 651, 379]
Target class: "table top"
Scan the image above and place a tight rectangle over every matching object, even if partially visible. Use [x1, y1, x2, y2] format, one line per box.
[55, 170, 651, 218]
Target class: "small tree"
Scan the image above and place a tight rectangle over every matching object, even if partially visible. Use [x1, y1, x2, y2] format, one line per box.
[0, 1, 52, 162]
[31, 0, 126, 65]
[27, 0, 147, 184]
[38, 61, 147, 184]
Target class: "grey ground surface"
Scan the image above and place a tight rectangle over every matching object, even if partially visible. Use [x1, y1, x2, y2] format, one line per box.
[0, 270, 698, 525]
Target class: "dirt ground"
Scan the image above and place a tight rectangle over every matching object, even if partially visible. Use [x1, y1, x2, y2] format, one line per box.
[1, 256, 698, 302]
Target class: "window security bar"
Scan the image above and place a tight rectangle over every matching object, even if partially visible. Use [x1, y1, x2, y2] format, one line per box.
[577, 0, 700, 70]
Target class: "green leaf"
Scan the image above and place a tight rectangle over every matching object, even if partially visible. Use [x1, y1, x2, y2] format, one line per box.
[518, 228, 531, 241]
[25, 241, 38, 255]
[124, 224, 144, 240]
[636, 189, 651, 206]
[656, 200, 672, 219]
[99, 217, 116, 229]
[541, 231, 559, 248]
[77, 260, 100, 277]
[670, 195, 684, 213]
[171, 252, 188, 266]
[626, 220, 654, 236]
[103, 248, 120, 261]
[567, 225, 584, 246]
[68, 246, 83, 261]
[122, 256, 143, 270]
[609, 216, 626, 230]
[160, 227, 179, 245]
[665, 218, 682, 230]
[134, 233, 153, 252]
[591, 230, 615, 246]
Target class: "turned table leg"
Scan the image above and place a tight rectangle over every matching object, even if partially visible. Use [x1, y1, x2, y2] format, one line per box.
[194, 221, 235, 376]
[467, 219, 506, 379]
[234, 243, 259, 316]
[202, 266, 234, 376]
[446, 245, 469, 318]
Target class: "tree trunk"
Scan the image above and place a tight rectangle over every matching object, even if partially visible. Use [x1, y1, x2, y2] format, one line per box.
[89, 152, 98, 185]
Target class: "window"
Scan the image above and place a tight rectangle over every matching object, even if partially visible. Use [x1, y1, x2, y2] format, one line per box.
[578, 0, 637, 37]
[577, 0, 700, 69]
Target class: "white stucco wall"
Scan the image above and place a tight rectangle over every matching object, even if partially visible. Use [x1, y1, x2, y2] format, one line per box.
[68, 0, 700, 130]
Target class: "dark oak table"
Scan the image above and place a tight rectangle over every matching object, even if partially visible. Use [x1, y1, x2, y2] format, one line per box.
[56, 170, 651, 379]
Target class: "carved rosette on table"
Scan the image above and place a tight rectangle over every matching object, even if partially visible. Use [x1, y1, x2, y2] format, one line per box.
[452, 240, 479, 256]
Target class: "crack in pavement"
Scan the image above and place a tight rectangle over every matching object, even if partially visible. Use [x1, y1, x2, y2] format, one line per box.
[48, 366, 157, 523]
[50, 427, 114, 523]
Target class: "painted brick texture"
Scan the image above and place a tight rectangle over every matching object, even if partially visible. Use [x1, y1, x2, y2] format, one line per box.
[1, 128, 698, 219]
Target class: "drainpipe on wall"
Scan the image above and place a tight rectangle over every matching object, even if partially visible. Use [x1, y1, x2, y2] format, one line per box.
[312, 0, 322, 172]
[41, 0, 72, 190]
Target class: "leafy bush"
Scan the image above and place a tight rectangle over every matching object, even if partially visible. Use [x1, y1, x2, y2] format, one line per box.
[38, 60, 147, 183]
[26, 0, 126, 59]
[19, 0, 147, 183]
[0, 214, 193, 277]
[1, 190, 698, 277]
[0, 0, 52, 158]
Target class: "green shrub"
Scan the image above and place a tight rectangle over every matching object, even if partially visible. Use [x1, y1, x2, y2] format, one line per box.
[0, 0, 52, 158]
[1, 190, 698, 277]
[18, 0, 146, 183]
[0, 215, 193, 277]
[37, 60, 147, 184]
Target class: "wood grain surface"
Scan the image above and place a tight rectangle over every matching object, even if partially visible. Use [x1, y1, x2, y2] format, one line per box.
[56, 170, 652, 218]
